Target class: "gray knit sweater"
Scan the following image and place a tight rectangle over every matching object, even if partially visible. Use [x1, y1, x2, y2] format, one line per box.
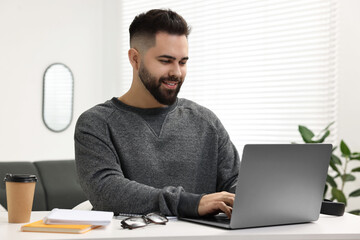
[74, 97, 240, 217]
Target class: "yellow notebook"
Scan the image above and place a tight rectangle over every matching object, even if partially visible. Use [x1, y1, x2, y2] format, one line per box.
[21, 220, 99, 234]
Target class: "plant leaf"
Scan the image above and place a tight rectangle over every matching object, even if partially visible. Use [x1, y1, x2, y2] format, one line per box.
[329, 160, 341, 175]
[342, 174, 356, 182]
[349, 189, 360, 197]
[350, 152, 360, 160]
[298, 125, 315, 143]
[349, 210, 360, 215]
[332, 146, 337, 152]
[326, 175, 337, 188]
[317, 122, 334, 139]
[323, 121, 335, 131]
[352, 167, 360, 172]
[314, 130, 330, 143]
[331, 154, 342, 165]
[323, 184, 328, 197]
[331, 188, 347, 205]
[340, 140, 351, 157]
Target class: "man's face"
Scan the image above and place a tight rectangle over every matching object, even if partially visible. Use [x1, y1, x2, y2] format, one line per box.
[138, 32, 188, 105]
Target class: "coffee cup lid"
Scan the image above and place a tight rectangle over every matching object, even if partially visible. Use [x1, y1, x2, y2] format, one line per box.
[4, 173, 37, 183]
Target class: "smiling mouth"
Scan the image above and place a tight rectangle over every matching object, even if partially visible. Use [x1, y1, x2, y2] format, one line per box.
[162, 80, 179, 89]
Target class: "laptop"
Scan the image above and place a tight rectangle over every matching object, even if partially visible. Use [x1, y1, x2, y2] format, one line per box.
[180, 144, 332, 229]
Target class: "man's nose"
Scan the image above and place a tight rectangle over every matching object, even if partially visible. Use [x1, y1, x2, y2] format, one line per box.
[169, 63, 182, 78]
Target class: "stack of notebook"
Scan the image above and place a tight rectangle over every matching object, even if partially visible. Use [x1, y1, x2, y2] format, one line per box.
[21, 208, 114, 234]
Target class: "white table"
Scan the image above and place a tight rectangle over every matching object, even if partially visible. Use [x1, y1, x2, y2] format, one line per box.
[1, 211, 360, 240]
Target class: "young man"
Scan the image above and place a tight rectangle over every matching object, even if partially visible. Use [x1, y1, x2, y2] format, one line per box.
[75, 9, 239, 218]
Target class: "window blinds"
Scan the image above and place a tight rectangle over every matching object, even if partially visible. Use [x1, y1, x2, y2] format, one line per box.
[118, 0, 337, 152]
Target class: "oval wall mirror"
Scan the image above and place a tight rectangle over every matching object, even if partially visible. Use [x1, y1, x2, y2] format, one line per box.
[42, 63, 74, 132]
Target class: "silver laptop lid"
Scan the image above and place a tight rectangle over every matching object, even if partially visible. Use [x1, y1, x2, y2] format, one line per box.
[230, 144, 332, 229]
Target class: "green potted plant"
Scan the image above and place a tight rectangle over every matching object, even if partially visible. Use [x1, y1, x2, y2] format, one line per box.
[298, 122, 360, 215]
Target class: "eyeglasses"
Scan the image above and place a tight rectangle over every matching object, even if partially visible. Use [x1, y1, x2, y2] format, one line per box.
[121, 212, 168, 230]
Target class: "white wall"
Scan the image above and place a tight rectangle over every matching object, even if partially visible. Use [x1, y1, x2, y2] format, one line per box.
[0, 0, 359, 210]
[337, 0, 360, 212]
[0, 0, 104, 161]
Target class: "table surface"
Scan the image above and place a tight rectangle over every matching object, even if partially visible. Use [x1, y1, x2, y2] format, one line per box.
[1, 211, 360, 240]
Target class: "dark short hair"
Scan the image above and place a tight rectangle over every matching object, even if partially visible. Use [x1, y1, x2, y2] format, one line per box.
[129, 9, 191, 47]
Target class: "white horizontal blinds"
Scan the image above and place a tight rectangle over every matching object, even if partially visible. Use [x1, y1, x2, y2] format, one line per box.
[118, 0, 337, 152]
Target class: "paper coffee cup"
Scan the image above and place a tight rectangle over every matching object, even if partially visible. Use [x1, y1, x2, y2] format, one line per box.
[4, 173, 37, 223]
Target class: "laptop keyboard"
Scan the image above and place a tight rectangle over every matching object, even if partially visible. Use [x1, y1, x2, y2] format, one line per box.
[203, 214, 230, 224]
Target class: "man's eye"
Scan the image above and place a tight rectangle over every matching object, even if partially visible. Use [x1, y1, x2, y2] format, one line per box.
[180, 61, 187, 65]
[160, 60, 171, 64]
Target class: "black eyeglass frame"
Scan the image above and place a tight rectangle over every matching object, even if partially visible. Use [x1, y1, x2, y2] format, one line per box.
[121, 212, 168, 230]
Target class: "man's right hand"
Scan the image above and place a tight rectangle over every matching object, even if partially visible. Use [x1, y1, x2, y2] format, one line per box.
[198, 191, 235, 219]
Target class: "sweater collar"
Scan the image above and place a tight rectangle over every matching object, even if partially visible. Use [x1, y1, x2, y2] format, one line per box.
[111, 97, 178, 115]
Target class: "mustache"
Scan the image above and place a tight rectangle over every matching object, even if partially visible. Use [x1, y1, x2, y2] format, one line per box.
[160, 75, 181, 83]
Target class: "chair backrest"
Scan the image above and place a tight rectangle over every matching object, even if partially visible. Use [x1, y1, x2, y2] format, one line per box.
[0, 160, 87, 211]
[34, 160, 87, 210]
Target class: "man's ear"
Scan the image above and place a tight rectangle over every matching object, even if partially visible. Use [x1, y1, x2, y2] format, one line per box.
[128, 48, 141, 70]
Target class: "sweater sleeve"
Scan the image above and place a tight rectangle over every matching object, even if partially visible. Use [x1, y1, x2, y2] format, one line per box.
[181, 99, 240, 193]
[74, 111, 201, 217]
[212, 114, 240, 193]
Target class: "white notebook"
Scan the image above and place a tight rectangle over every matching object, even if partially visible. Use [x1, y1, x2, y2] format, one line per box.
[43, 208, 114, 226]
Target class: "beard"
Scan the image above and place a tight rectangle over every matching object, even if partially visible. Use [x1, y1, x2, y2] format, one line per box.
[138, 63, 183, 106]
